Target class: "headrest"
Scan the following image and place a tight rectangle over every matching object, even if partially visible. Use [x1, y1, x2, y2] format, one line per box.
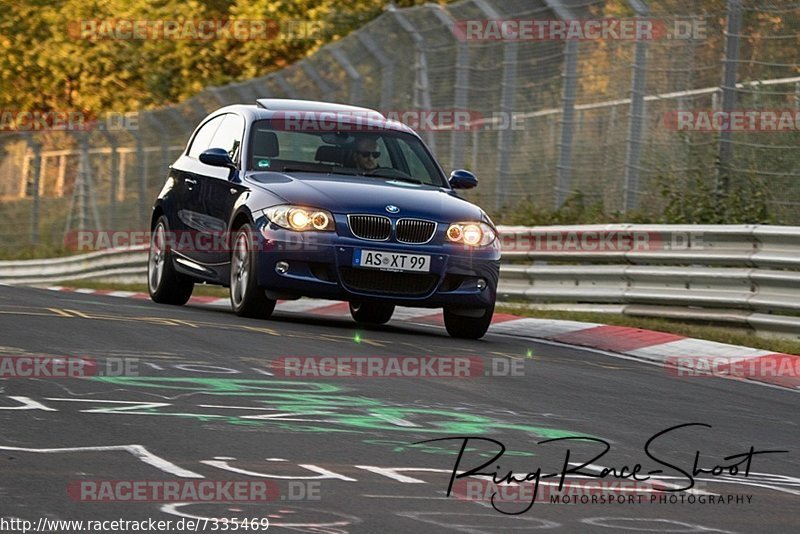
[252, 129, 279, 157]
[315, 145, 345, 165]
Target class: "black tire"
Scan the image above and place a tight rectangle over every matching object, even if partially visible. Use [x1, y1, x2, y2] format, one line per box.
[148, 216, 194, 305]
[230, 223, 276, 319]
[443, 303, 495, 339]
[349, 301, 395, 325]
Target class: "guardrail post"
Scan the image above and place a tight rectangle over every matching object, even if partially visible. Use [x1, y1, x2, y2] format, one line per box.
[623, 0, 650, 213]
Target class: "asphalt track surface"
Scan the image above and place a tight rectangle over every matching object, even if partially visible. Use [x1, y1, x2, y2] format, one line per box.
[0, 284, 797, 533]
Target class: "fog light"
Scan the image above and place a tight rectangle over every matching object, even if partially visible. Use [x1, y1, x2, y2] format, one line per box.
[477, 278, 487, 290]
[275, 261, 289, 274]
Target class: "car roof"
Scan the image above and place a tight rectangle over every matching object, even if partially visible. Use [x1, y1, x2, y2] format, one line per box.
[208, 99, 415, 135]
[256, 98, 383, 117]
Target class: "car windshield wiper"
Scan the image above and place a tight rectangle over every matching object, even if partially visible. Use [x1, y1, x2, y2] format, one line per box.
[361, 171, 423, 185]
[281, 167, 358, 176]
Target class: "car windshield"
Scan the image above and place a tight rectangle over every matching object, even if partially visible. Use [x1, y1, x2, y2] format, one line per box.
[248, 119, 447, 187]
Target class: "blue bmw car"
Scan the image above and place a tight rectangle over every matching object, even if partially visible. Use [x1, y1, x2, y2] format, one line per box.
[148, 99, 500, 338]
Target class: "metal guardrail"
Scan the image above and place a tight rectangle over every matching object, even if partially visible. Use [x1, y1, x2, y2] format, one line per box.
[0, 246, 148, 286]
[2, 224, 799, 337]
[497, 224, 800, 338]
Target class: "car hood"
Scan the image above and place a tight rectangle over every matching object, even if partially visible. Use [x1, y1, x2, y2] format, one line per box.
[246, 172, 486, 222]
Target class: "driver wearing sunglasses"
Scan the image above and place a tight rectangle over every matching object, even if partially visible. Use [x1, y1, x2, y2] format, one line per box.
[352, 136, 381, 172]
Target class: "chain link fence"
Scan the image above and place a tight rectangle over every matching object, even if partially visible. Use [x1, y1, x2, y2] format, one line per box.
[1, 0, 798, 257]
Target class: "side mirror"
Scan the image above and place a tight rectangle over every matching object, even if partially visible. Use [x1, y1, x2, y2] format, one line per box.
[449, 169, 478, 190]
[200, 148, 238, 181]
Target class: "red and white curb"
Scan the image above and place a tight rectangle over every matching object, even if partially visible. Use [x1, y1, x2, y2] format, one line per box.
[47, 286, 800, 391]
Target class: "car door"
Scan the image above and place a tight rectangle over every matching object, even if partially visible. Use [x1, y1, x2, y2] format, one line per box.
[198, 113, 247, 266]
[171, 114, 225, 246]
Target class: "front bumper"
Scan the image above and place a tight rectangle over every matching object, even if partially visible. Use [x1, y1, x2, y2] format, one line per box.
[254, 217, 500, 309]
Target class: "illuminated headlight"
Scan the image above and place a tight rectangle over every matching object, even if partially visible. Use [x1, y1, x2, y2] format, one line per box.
[261, 205, 335, 232]
[446, 222, 496, 247]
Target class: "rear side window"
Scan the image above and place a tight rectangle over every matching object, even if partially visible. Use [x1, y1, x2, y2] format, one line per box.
[187, 115, 225, 158]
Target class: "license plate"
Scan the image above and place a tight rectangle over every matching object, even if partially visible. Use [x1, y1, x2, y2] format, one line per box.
[353, 249, 430, 273]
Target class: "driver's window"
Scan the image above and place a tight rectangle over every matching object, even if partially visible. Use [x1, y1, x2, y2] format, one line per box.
[209, 114, 245, 164]
[188, 115, 225, 158]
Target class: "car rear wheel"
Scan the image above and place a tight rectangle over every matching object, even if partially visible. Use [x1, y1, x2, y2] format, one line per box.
[148, 216, 194, 305]
[349, 301, 395, 325]
[443, 304, 494, 339]
[230, 223, 276, 319]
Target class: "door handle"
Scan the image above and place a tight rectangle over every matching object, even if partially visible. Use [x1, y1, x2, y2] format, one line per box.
[185, 178, 197, 190]
[230, 188, 238, 195]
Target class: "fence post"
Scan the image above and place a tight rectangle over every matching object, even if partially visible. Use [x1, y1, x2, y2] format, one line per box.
[100, 130, 119, 229]
[472, 0, 519, 211]
[356, 31, 394, 109]
[531, 0, 579, 209]
[271, 73, 298, 99]
[622, 0, 650, 213]
[24, 135, 42, 246]
[130, 124, 147, 230]
[207, 86, 230, 107]
[189, 97, 210, 121]
[389, 7, 436, 153]
[429, 4, 470, 171]
[795, 81, 800, 109]
[717, 0, 742, 194]
[301, 61, 334, 102]
[555, 40, 578, 209]
[146, 114, 171, 185]
[330, 46, 363, 105]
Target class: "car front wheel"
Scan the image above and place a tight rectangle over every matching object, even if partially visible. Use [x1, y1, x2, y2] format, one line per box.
[148, 216, 194, 305]
[443, 304, 494, 339]
[230, 223, 276, 319]
[349, 302, 395, 325]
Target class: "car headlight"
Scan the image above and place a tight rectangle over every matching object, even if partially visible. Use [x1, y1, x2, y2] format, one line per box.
[446, 222, 496, 246]
[262, 205, 335, 232]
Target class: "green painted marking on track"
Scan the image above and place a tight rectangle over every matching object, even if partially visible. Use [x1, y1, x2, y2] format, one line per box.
[91, 377, 584, 438]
